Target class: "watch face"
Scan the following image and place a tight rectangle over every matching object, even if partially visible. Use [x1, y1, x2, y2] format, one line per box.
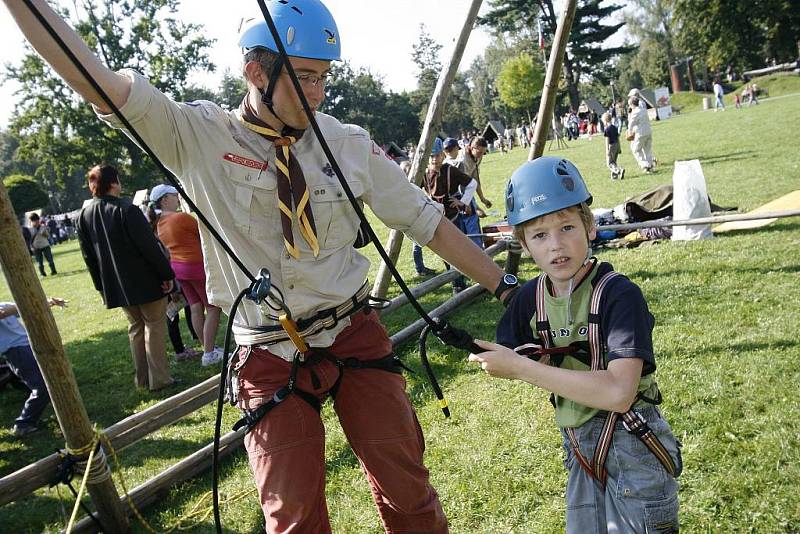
[503, 274, 518, 285]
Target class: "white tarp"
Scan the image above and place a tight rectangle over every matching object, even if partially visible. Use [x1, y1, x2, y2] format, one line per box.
[672, 160, 712, 241]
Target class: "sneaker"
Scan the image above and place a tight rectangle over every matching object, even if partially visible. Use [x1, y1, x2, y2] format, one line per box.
[202, 350, 223, 367]
[416, 267, 437, 276]
[12, 424, 39, 437]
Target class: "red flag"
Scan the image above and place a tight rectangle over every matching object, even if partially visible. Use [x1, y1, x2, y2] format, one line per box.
[538, 20, 545, 50]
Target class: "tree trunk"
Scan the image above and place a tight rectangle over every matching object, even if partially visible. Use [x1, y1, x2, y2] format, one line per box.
[0, 181, 129, 531]
[529, 0, 579, 160]
[371, 0, 484, 300]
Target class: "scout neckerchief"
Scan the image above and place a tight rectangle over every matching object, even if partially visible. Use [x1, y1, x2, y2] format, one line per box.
[240, 98, 319, 259]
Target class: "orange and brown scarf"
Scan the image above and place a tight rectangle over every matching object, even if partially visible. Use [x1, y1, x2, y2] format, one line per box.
[240, 99, 319, 259]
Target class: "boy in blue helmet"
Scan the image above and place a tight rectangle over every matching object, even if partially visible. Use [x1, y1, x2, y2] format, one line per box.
[5, 1, 518, 531]
[469, 157, 682, 533]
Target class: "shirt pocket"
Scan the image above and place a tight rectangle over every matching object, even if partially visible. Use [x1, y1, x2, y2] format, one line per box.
[308, 179, 364, 251]
[223, 164, 278, 240]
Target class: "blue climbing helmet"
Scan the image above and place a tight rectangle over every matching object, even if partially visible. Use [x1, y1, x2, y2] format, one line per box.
[430, 137, 444, 155]
[238, 0, 341, 61]
[505, 157, 592, 226]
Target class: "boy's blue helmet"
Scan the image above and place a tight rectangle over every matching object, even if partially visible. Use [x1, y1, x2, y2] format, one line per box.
[430, 137, 444, 155]
[505, 157, 592, 226]
[238, 0, 341, 61]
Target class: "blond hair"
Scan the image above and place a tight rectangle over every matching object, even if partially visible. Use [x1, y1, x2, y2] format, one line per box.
[512, 202, 594, 242]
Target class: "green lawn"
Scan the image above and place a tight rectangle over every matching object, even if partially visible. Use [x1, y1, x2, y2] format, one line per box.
[670, 72, 799, 112]
[1, 89, 799, 532]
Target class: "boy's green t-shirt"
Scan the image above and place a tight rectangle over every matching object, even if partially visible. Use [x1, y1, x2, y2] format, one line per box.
[531, 263, 656, 428]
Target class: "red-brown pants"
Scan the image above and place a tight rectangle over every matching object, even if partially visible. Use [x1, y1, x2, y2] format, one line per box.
[236, 309, 448, 534]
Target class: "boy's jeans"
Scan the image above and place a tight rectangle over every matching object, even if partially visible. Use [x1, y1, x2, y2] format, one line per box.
[561, 406, 682, 533]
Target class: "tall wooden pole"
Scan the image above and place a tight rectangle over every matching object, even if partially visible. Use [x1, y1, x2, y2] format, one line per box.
[0, 183, 129, 531]
[529, 0, 578, 161]
[371, 0, 484, 300]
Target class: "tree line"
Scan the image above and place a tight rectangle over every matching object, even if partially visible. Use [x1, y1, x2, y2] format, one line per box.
[2, 0, 798, 213]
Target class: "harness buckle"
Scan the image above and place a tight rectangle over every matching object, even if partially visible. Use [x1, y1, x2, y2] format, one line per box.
[272, 387, 290, 404]
[622, 411, 650, 438]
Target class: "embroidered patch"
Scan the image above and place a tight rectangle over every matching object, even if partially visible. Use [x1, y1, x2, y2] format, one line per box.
[223, 153, 268, 171]
[322, 163, 334, 177]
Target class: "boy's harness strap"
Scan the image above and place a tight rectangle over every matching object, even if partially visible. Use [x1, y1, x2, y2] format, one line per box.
[534, 270, 677, 488]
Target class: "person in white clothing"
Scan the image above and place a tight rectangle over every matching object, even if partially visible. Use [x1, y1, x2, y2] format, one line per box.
[626, 95, 655, 173]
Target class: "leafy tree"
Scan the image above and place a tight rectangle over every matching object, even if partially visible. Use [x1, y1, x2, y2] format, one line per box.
[616, 0, 680, 90]
[216, 70, 248, 111]
[481, 0, 633, 110]
[467, 38, 520, 130]
[407, 24, 474, 138]
[0, 130, 36, 178]
[566, 1, 634, 87]
[5, 0, 214, 211]
[3, 174, 49, 216]
[673, 0, 800, 72]
[496, 53, 543, 117]
[320, 61, 419, 146]
[411, 23, 444, 82]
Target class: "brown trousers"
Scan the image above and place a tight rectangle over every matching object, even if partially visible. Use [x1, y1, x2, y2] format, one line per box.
[122, 297, 173, 390]
[237, 310, 448, 534]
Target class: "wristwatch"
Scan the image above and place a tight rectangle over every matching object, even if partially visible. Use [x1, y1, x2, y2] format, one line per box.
[493, 273, 519, 301]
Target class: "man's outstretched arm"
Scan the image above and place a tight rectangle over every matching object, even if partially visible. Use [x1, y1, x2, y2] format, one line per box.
[3, 0, 131, 113]
[427, 218, 513, 302]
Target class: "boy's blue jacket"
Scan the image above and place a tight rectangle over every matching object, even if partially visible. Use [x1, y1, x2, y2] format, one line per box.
[496, 261, 657, 376]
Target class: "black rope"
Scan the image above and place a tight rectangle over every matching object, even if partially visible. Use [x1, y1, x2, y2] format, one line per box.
[212, 286, 251, 533]
[254, 0, 445, 333]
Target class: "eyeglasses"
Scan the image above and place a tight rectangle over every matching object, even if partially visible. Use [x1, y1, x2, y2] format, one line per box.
[289, 72, 331, 88]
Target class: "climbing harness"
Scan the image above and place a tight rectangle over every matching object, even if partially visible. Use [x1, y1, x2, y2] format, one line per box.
[20, 1, 498, 531]
[532, 268, 677, 488]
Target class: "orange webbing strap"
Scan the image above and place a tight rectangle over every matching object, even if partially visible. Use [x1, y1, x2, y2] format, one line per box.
[278, 314, 309, 353]
[541, 270, 676, 487]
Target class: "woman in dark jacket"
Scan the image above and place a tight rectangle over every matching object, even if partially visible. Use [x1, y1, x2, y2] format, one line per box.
[76, 165, 176, 391]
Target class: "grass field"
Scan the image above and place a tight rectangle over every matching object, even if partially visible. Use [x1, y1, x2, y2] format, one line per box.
[1, 85, 799, 532]
[669, 72, 798, 112]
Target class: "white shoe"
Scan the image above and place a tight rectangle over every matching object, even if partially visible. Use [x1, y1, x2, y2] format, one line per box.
[201, 350, 223, 367]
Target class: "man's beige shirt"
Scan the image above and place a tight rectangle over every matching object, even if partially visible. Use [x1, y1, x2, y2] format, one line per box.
[98, 70, 443, 359]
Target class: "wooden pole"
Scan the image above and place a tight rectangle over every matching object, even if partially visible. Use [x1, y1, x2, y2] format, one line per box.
[0, 182, 129, 532]
[528, 0, 578, 161]
[592, 208, 800, 232]
[371, 0, 484, 300]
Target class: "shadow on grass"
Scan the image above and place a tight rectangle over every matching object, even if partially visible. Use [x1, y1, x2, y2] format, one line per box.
[695, 149, 758, 165]
[628, 262, 800, 281]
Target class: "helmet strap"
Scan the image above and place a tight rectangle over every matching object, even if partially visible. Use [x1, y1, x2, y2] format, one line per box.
[258, 56, 286, 124]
